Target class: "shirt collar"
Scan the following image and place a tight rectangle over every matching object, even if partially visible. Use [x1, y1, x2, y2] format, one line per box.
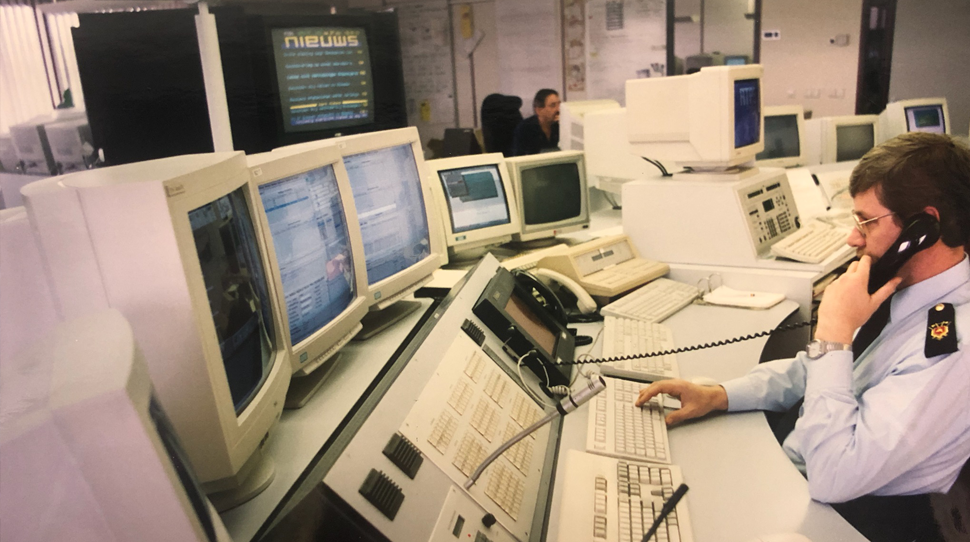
[890, 254, 970, 322]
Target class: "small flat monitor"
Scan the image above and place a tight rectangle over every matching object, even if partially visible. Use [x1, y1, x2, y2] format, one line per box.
[0, 309, 232, 542]
[426, 153, 521, 260]
[559, 99, 620, 151]
[335, 127, 444, 334]
[248, 145, 370, 407]
[626, 65, 764, 169]
[505, 150, 589, 245]
[755, 105, 806, 168]
[21, 152, 291, 511]
[818, 115, 879, 163]
[878, 97, 950, 143]
[9, 116, 56, 175]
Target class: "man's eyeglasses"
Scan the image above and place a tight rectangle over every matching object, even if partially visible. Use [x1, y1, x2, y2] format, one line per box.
[852, 211, 894, 235]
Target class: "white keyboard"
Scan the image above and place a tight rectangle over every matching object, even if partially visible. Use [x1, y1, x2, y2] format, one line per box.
[600, 316, 679, 382]
[600, 278, 700, 323]
[770, 219, 850, 264]
[500, 244, 570, 272]
[557, 450, 694, 542]
[587, 377, 670, 464]
[582, 258, 670, 294]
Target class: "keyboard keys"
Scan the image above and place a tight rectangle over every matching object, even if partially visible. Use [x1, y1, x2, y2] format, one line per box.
[601, 278, 700, 323]
[586, 377, 671, 464]
[600, 317, 679, 382]
[770, 219, 850, 264]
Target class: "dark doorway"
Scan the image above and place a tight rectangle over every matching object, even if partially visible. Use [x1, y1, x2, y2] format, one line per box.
[855, 0, 897, 115]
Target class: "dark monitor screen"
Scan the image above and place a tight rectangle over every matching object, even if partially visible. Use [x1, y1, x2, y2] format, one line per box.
[343, 144, 432, 285]
[725, 55, 747, 66]
[188, 186, 276, 414]
[438, 165, 512, 234]
[757, 114, 800, 160]
[905, 105, 946, 134]
[271, 27, 374, 133]
[258, 165, 356, 346]
[836, 124, 875, 162]
[734, 79, 761, 148]
[520, 162, 582, 225]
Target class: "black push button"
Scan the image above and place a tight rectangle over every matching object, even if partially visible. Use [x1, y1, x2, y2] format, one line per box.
[358, 469, 404, 521]
[382, 433, 423, 479]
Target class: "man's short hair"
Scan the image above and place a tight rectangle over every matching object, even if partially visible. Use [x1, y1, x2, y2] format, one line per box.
[533, 89, 559, 111]
[850, 132, 970, 249]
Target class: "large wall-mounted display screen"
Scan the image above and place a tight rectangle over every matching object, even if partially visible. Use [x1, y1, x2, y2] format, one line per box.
[271, 27, 375, 133]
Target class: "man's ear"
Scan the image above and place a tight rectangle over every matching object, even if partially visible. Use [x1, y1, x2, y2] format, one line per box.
[923, 206, 941, 221]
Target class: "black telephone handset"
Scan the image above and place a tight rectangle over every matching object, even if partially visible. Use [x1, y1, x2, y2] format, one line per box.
[867, 212, 941, 294]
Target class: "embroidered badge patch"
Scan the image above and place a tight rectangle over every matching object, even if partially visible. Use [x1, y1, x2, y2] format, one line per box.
[925, 303, 958, 358]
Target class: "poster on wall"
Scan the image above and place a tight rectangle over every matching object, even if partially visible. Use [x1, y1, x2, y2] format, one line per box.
[564, 0, 586, 94]
[395, 0, 456, 143]
[586, 0, 667, 105]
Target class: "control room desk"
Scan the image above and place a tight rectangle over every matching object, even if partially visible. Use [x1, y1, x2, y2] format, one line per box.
[548, 300, 866, 542]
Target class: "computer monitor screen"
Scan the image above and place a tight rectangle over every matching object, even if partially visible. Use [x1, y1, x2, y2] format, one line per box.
[343, 143, 431, 285]
[271, 27, 374, 134]
[757, 114, 800, 161]
[521, 163, 582, 225]
[439, 164, 511, 233]
[836, 123, 875, 162]
[734, 79, 761, 148]
[905, 104, 946, 134]
[189, 186, 276, 413]
[257, 165, 356, 346]
[724, 55, 748, 66]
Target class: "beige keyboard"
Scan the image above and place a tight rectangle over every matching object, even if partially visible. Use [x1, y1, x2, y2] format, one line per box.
[770, 219, 850, 264]
[600, 316, 679, 382]
[600, 278, 700, 323]
[587, 377, 671, 464]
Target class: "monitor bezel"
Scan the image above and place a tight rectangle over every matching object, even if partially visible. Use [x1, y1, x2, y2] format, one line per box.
[247, 145, 370, 376]
[333, 126, 446, 307]
[755, 104, 806, 168]
[505, 150, 590, 242]
[425, 152, 521, 252]
[878, 97, 950, 143]
[821, 114, 879, 164]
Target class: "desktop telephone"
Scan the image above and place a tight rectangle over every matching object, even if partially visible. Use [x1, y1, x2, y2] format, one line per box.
[535, 235, 669, 299]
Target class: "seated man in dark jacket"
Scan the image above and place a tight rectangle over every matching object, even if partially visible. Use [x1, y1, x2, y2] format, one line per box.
[511, 89, 560, 156]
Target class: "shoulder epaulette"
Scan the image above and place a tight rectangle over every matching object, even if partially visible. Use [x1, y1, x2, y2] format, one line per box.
[925, 303, 958, 358]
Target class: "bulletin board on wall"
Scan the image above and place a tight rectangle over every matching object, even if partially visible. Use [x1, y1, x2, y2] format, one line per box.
[585, 0, 667, 105]
[394, 0, 457, 151]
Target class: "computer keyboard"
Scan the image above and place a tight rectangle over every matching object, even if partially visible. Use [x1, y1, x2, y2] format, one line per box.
[500, 244, 570, 272]
[770, 219, 850, 264]
[600, 316, 679, 382]
[587, 377, 670, 464]
[557, 450, 694, 542]
[600, 278, 701, 323]
[582, 258, 670, 294]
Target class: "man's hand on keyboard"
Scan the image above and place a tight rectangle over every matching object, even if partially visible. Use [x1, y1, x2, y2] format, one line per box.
[635, 379, 728, 426]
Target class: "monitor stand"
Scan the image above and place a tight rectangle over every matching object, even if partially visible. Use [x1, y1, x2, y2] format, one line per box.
[205, 447, 276, 512]
[507, 236, 560, 250]
[356, 300, 423, 340]
[284, 353, 344, 409]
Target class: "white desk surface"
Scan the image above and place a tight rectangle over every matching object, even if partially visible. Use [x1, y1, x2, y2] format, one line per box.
[220, 299, 434, 542]
[547, 299, 866, 542]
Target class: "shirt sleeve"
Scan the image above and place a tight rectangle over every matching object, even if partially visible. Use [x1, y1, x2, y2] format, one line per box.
[785, 348, 970, 503]
[721, 354, 809, 412]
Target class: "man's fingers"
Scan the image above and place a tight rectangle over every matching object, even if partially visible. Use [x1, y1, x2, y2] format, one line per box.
[636, 380, 680, 406]
[665, 409, 689, 426]
[871, 276, 903, 305]
[847, 259, 860, 273]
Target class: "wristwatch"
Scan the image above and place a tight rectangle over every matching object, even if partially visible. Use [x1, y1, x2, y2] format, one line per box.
[806, 340, 852, 359]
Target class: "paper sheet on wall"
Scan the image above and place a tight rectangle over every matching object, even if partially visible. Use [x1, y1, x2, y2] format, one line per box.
[495, 0, 562, 117]
[395, 1, 456, 147]
[564, 0, 587, 93]
[586, 0, 667, 104]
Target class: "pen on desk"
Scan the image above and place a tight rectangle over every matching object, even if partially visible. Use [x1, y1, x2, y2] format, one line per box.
[641, 483, 689, 542]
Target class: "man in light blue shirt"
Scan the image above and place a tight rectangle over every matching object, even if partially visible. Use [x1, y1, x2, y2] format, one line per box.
[636, 133, 970, 537]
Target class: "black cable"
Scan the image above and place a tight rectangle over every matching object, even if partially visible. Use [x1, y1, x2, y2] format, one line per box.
[559, 319, 814, 366]
[642, 156, 672, 177]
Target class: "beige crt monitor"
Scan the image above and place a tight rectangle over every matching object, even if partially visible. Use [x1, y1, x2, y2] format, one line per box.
[505, 150, 590, 244]
[583, 107, 659, 193]
[559, 99, 621, 151]
[818, 114, 879, 163]
[626, 64, 765, 169]
[425, 152, 521, 260]
[878, 97, 950, 142]
[248, 145, 370, 408]
[535, 234, 670, 298]
[334, 127, 446, 336]
[21, 153, 291, 511]
[0, 309, 232, 542]
[755, 105, 807, 168]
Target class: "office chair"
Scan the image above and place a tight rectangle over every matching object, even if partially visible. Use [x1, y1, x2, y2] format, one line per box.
[480, 94, 523, 157]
